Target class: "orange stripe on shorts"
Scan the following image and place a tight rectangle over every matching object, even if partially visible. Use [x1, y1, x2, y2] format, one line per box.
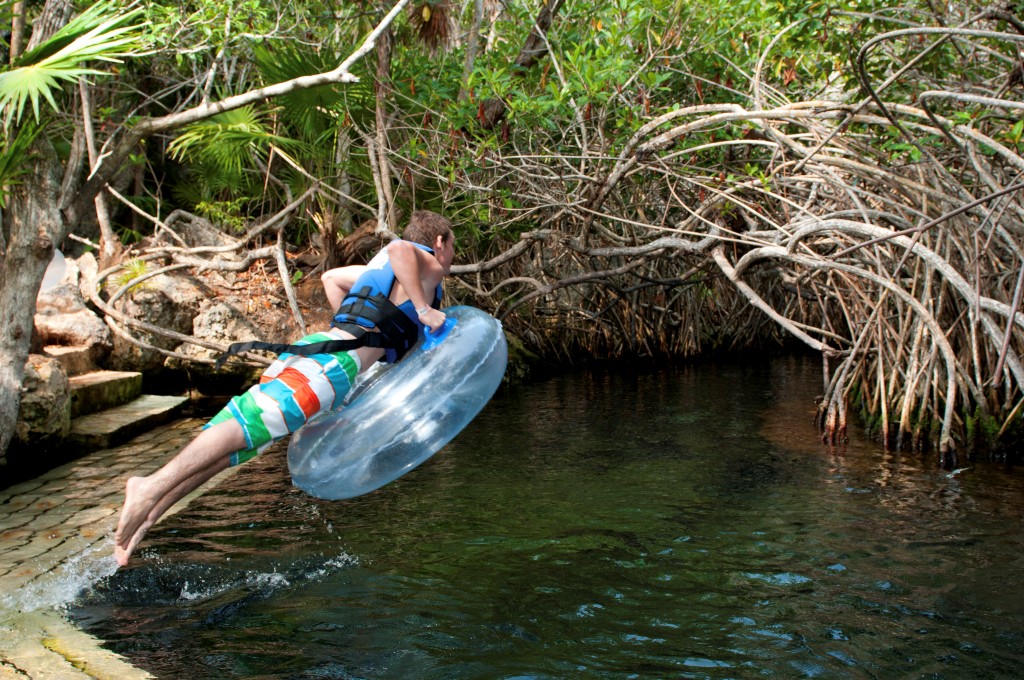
[275, 367, 322, 418]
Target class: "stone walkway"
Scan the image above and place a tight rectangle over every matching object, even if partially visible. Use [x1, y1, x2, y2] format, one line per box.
[0, 418, 240, 679]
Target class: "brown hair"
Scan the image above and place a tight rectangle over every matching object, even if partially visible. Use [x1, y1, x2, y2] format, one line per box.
[402, 210, 453, 249]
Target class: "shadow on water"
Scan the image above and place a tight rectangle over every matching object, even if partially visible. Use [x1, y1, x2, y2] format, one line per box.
[68, 355, 1024, 679]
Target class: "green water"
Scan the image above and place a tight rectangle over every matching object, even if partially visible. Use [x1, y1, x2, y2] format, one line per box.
[72, 357, 1024, 678]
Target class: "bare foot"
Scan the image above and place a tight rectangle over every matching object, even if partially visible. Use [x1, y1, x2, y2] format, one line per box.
[114, 518, 154, 566]
[114, 476, 162, 553]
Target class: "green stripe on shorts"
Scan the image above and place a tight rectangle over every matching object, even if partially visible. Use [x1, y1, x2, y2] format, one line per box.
[234, 389, 272, 450]
[335, 349, 359, 383]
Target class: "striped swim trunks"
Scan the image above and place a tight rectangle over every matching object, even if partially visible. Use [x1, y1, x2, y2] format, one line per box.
[206, 330, 362, 466]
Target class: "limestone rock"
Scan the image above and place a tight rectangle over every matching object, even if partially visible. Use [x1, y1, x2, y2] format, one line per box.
[34, 255, 111, 361]
[75, 251, 100, 303]
[151, 211, 240, 252]
[190, 297, 269, 350]
[169, 296, 295, 393]
[15, 355, 70, 446]
[108, 272, 206, 371]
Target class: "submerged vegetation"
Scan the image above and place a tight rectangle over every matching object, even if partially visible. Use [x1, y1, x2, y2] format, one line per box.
[3, 0, 1024, 464]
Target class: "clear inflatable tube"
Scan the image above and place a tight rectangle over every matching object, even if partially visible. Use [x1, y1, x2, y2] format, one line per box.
[288, 306, 508, 500]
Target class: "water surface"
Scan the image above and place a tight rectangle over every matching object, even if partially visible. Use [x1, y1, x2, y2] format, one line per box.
[71, 357, 1024, 678]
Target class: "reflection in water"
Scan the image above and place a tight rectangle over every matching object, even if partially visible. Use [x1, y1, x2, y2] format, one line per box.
[71, 356, 1024, 678]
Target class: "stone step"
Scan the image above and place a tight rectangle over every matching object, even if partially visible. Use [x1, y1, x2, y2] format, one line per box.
[69, 394, 190, 450]
[68, 370, 143, 418]
[45, 345, 99, 377]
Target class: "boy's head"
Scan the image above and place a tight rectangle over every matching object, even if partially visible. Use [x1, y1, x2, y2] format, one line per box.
[403, 210, 455, 273]
[403, 211, 453, 249]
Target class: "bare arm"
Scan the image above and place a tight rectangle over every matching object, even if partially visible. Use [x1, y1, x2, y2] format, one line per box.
[321, 265, 367, 312]
[387, 240, 446, 331]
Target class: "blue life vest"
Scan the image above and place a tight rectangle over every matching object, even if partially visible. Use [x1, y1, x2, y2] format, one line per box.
[215, 241, 443, 369]
[332, 242, 444, 363]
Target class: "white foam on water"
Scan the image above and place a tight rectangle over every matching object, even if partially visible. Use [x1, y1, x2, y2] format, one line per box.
[180, 578, 234, 603]
[178, 572, 287, 604]
[178, 551, 358, 604]
[306, 552, 359, 581]
[0, 540, 119, 615]
[248, 571, 291, 591]
[177, 567, 286, 603]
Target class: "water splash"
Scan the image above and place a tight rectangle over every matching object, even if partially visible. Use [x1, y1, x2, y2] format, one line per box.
[180, 576, 235, 603]
[74, 549, 360, 611]
[0, 539, 118, 615]
[179, 569, 294, 603]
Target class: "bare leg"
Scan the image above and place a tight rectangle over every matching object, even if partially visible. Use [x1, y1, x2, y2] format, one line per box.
[114, 457, 230, 566]
[114, 419, 246, 565]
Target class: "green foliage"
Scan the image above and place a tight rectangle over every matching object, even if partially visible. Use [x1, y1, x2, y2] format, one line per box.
[881, 125, 923, 163]
[1002, 119, 1024, 153]
[0, 121, 42, 208]
[0, 1, 144, 126]
[143, 0, 285, 57]
[108, 258, 152, 295]
[167, 106, 302, 223]
[195, 198, 250, 231]
[381, 0, 941, 245]
[22, 0, 985, 265]
[965, 407, 1001, 452]
[252, 42, 374, 141]
[168, 105, 296, 175]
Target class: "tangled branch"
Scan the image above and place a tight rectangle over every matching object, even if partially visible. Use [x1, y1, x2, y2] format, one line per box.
[411, 11, 1024, 464]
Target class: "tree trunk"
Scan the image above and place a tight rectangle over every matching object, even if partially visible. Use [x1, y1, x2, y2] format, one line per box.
[457, 0, 484, 102]
[514, 0, 566, 70]
[374, 25, 396, 231]
[10, 1, 26, 63]
[25, 0, 73, 52]
[0, 138, 66, 456]
[0, 0, 75, 459]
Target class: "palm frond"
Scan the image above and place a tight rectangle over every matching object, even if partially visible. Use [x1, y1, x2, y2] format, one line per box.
[0, 1, 144, 125]
[252, 42, 376, 142]
[16, 1, 144, 66]
[168, 105, 300, 177]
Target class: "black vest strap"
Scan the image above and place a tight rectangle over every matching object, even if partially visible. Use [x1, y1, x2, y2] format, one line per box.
[215, 288, 421, 370]
[213, 323, 388, 369]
